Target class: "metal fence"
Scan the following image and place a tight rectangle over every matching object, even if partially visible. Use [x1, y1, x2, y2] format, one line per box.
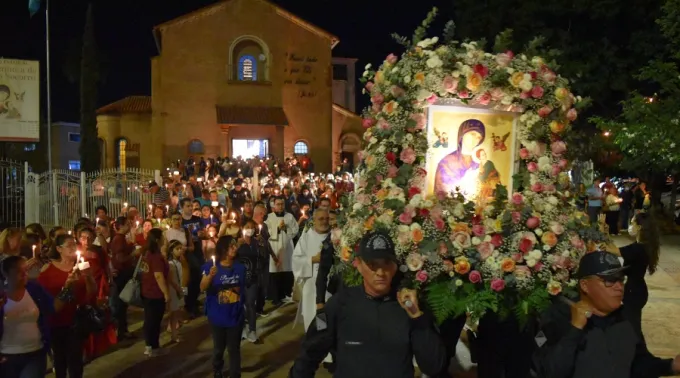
[0, 159, 27, 228]
[20, 165, 161, 230]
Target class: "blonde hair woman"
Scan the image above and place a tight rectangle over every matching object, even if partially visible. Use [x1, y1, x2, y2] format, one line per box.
[0, 228, 23, 258]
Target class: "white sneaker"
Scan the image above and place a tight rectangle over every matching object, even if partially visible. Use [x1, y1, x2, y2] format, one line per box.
[246, 330, 258, 343]
[143, 346, 152, 356]
[241, 328, 248, 340]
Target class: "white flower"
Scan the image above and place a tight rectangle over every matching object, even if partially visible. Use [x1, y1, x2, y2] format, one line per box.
[405, 133, 413, 141]
[547, 196, 559, 205]
[455, 279, 463, 287]
[365, 63, 372, 70]
[535, 229, 543, 236]
[409, 194, 423, 207]
[369, 137, 378, 144]
[391, 67, 399, 74]
[526, 259, 537, 268]
[377, 145, 386, 153]
[538, 156, 552, 171]
[352, 203, 363, 211]
[544, 203, 554, 212]
[472, 237, 481, 246]
[409, 223, 422, 231]
[519, 80, 533, 92]
[529, 250, 543, 260]
[426, 55, 443, 68]
[543, 244, 551, 251]
[506, 67, 515, 74]
[561, 250, 570, 257]
[404, 75, 411, 83]
[453, 203, 465, 218]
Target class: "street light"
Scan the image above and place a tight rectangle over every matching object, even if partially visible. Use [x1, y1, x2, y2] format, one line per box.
[603, 131, 611, 137]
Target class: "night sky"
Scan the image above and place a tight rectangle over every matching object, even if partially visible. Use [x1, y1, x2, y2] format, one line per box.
[2, 0, 455, 123]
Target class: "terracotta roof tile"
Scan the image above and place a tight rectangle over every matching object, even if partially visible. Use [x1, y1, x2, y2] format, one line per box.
[97, 96, 152, 115]
[216, 106, 289, 125]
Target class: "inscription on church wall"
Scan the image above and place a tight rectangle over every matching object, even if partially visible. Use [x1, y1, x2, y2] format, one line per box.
[283, 52, 318, 98]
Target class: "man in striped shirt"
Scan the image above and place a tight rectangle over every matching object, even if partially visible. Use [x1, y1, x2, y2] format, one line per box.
[150, 181, 170, 207]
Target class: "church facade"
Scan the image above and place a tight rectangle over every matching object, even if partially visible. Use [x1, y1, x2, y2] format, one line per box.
[96, 0, 363, 173]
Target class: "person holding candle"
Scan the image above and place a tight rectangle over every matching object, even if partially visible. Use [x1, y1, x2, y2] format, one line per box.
[200, 235, 246, 378]
[21, 234, 45, 280]
[180, 198, 207, 320]
[252, 203, 279, 316]
[0, 228, 23, 262]
[237, 220, 262, 343]
[38, 234, 96, 378]
[166, 240, 186, 343]
[219, 209, 241, 238]
[139, 228, 170, 357]
[111, 217, 140, 340]
[201, 205, 218, 228]
[202, 225, 218, 262]
[135, 220, 154, 247]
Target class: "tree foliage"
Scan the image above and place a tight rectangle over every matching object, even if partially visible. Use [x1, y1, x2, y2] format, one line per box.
[591, 0, 680, 176]
[78, 2, 101, 173]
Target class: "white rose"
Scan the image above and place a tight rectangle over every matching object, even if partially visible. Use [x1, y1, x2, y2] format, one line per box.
[404, 75, 412, 83]
[526, 259, 537, 268]
[561, 250, 570, 257]
[405, 133, 413, 141]
[377, 145, 385, 153]
[398, 225, 410, 233]
[365, 63, 372, 70]
[369, 137, 378, 144]
[544, 203, 554, 212]
[543, 244, 551, 251]
[391, 67, 399, 74]
[455, 279, 463, 287]
[506, 67, 515, 74]
[535, 229, 543, 236]
[529, 250, 542, 260]
[519, 80, 533, 92]
[352, 203, 363, 211]
[472, 237, 481, 246]
[484, 235, 492, 242]
[426, 55, 443, 68]
[548, 196, 559, 205]
[453, 203, 465, 218]
[538, 156, 551, 171]
[423, 200, 433, 208]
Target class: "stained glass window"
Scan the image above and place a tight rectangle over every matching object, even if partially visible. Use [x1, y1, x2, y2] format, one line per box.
[238, 55, 256, 81]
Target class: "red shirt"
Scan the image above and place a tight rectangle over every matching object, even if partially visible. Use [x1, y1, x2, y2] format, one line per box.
[135, 233, 146, 247]
[110, 233, 136, 272]
[38, 263, 90, 328]
[141, 252, 168, 299]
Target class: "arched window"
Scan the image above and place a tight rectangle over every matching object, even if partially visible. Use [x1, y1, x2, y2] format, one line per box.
[188, 139, 205, 155]
[238, 55, 257, 81]
[294, 141, 309, 155]
[116, 138, 127, 170]
[230, 36, 268, 81]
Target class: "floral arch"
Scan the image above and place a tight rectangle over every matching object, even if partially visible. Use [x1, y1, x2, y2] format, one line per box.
[334, 11, 604, 322]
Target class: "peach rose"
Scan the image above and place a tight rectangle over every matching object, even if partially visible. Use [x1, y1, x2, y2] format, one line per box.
[454, 258, 471, 275]
[501, 258, 516, 273]
[466, 73, 483, 92]
[541, 231, 558, 248]
[412, 228, 424, 243]
[451, 231, 472, 249]
[477, 241, 494, 260]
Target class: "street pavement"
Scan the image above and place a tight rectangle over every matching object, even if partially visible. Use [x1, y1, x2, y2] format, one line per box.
[52, 234, 680, 377]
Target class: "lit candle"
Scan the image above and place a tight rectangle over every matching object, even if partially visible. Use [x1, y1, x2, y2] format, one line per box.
[211, 255, 216, 266]
[209, 230, 214, 238]
[231, 212, 235, 220]
[165, 205, 169, 213]
[136, 220, 140, 228]
[183, 184, 186, 189]
[157, 218, 161, 226]
[68, 230, 72, 235]
[240, 207, 244, 214]
[123, 202, 128, 208]
[301, 209, 305, 217]
[148, 204, 153, 211]
[96, 217, 99, 224]
[210, 214, 213, 223]
[258, 224, 262, 233]
[32, 245, 36, 259]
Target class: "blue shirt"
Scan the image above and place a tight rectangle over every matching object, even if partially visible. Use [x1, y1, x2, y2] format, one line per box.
[202, 262, 246, 328]
[586, 185, 603, 207]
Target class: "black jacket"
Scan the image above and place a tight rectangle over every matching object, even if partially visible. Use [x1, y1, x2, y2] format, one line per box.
[289, 285, 446, 378]
[533, 300, 674, 378]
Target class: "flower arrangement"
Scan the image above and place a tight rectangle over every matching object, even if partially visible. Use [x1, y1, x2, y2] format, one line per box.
[333, 9, 606, 322]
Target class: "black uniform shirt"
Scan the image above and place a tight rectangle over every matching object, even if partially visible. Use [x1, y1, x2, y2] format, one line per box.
[289, 285, 447, 378]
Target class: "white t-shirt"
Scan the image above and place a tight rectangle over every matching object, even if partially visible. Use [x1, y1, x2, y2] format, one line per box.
[166, 228, 187, 246]
[0, 290, 43, 354]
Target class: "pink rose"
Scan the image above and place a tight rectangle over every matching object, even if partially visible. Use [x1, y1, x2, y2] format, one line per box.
[558, 159, 569, 169]
[377, 119, 391, 130]
[490, 88, 504, 100]
[512, 192, 524, 205]
[472, 224, 485, 236]
[371, 103, 381, 113]
[410, 113, 427, 130]
[531, 86, 545, 99]
[365, 82, 374, 92]
[399, 212, 413, 225]
[551, 164, 561, 176]
[442, 75, 459, 93]
[495, 52, 513, 67]
[540, 67, 556, 83]
[527, 162, 538, 172]
[477, 92, 492, 105]
[362, 118, 376, 129]
[400, 148, 416, 164]
[370, 94, 384, 105]
[474, 64, 489, 78]
[511, 253, 523, 262]
[526, 216, 540, 229]
[520, 91, 530, 99]
[491, 234, 503, 248]
[490, 278, 506, 292]
[531, 182, 544, 193]
[430, 205, 443, 220]
[549, 221, 565, 235]
[391, 86, 405, 98]
[458, 89, 470, 99]
[531, 142, 546, 157]
[427, 94, 438, 104]
[567, 108, 578, 121]
[533, 262, 544, 271]
[511, 211, 522, 224]
[570, 235, 585, 250]
[415, 270, 429, 283]
[385, 53, 398, 65]
[451, 232, 472, 249]
[538, 106, 552, 118]
[434, 218, 446, 230]
[551, 141, 567, 156]
[519, 148, 530, 159]
[387, 165, 399, 178]
[468, 270, 482, 284]
[477, 241, 494, 260]
[543, 184, 556, 193]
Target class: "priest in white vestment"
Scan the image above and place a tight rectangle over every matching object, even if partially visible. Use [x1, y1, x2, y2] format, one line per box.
[292, 208, 331, 330]
[265, 197, 299, 304]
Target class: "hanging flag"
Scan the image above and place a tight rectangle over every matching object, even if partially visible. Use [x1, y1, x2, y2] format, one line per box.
[28, 0, 41, 16]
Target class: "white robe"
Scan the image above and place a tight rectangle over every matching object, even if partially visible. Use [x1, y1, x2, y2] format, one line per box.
[265, 212, 299, 272]
[292, 228, 329, 330]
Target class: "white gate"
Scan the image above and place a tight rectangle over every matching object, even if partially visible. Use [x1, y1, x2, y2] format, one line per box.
[0, 159, 28, 228]
[25, 168, 160, 230]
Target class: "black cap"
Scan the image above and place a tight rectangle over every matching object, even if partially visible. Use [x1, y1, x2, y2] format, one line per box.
[234, 178, 243, 186]
[576, 251, 626, 279]
[358, 231, 397, 263]
[148, 181, 158, 188]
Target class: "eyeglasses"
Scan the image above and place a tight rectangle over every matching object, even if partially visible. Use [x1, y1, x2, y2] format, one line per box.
[592, 275, 626, 287]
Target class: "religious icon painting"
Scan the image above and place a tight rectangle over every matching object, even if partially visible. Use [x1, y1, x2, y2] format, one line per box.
[425, 103, 519, 200]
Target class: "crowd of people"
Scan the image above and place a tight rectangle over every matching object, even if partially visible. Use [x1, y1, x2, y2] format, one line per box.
[579, 178, 650, 234]
[0, 156, 679, 378]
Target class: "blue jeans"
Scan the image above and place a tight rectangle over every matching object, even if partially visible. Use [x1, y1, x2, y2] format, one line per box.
[2, 349, 47, 378]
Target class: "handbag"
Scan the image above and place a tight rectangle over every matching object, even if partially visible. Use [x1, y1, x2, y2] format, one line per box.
[119, 254, 144, 308]
[73, 304, 106, 337]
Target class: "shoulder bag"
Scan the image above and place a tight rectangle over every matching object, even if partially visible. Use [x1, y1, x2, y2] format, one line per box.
[119, 253, 144, 308]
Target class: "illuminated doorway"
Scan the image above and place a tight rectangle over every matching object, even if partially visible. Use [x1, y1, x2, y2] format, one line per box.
[232, 139, 268, 158]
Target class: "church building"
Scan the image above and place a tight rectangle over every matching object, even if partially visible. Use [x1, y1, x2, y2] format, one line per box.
[96, 0, 363, 173]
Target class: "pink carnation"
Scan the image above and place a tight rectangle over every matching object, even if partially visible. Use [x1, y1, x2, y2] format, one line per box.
[415, 270, 429, 283]
[531, 182, 544, 193]
[398, 212, 413, 225]
[567, 108, 578, 121]
[427, 94, 438, 104]
[434, 218, 446, 230]
[370, 94, 384, 105]
[551, 141, 567, 156]
[362, 118, 376, 129]
[400, 148, 417, 164]
[527, 162, 538, 172]
[410, 113, 426, 130]
[472, 224, 485, 236]
[365, 82, 374, 92]
[442, 75, 458, 93]
[387, 165, 399, 178]
[531, 86, 544, 99]
[385, 53, 398, 65]
[511, 211, 522, 224]
[468, 270, 482, 284]
[526, 216, 540, 229]
[490, 278, 506, 292]
[551, 164, 562, 176]
[538, 106, 552, 118]
[558, 159, 569, 169]
[490, 234, 504, 248]
[512, 192, 524, 205]
[477, 241, 494, 260]
[519, 148, 530, 159]
[477, 92, 492, 105]
[377, 119, 391, 130]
